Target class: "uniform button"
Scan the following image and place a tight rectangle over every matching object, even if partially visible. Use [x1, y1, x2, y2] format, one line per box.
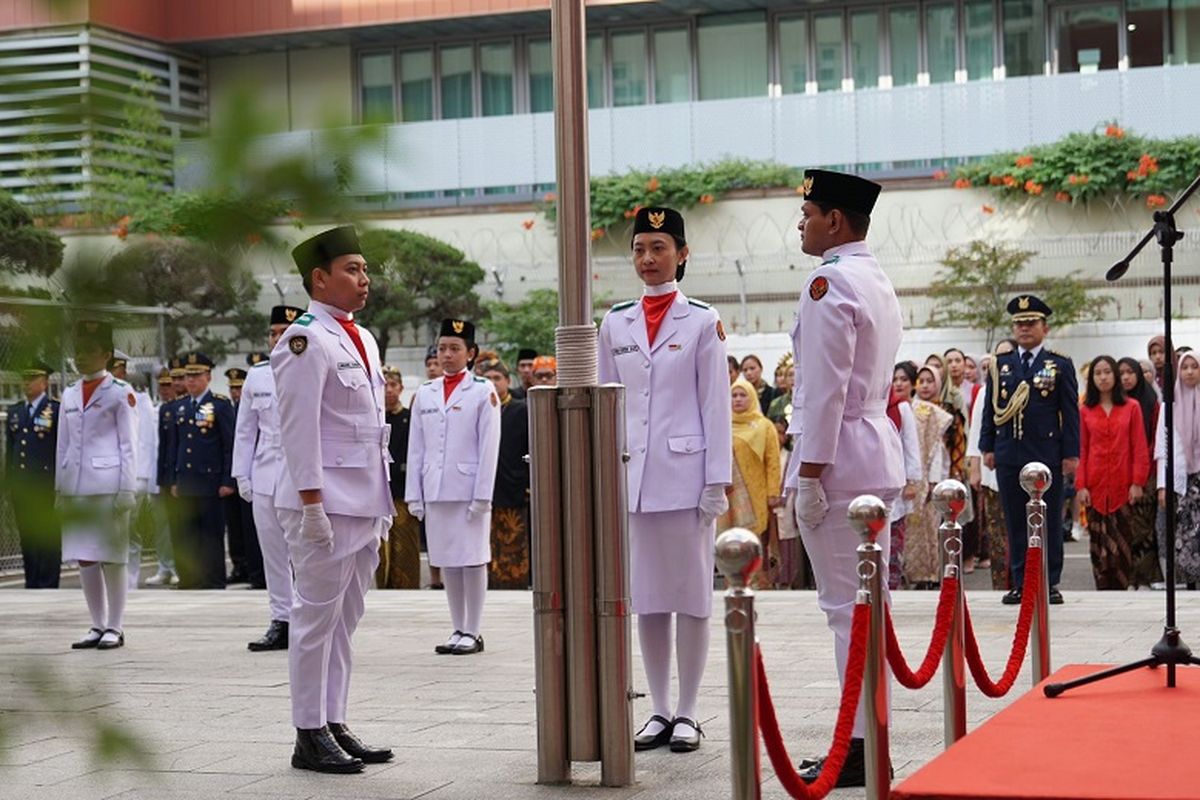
[639, 446, 646, 452]
[643, 390, 649, 396]
[18, 464, 25, 470]
[686, 444, 694, 452]
[643, 362, 650, 369]
[186, 448, 192, 454]
[336, 456, 344, 465]
[20, 439, 26, 445]
[186, 463, 192, 468]
[643, 419, 648, 425]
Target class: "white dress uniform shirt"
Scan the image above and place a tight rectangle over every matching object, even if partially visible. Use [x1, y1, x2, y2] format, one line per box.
[967, 386, 999, 492]
[134, 390, 158, 496]
[890, 400, 923, 521]
[56, 373, 138, 497]
[405, 373, 502, 505]
[232, 361, 285, 497]
[597, 289, 732, 512]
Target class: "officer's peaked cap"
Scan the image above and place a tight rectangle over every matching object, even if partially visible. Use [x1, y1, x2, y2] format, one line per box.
[1007, 294, 1052, 322]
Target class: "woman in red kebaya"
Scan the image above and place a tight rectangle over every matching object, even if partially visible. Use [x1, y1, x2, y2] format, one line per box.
[1076, 355, 1150, 590]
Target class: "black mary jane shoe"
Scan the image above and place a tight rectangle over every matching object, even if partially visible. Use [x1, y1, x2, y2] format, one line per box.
[291, 726, 363, 774]
[328, 722, 393, 764]
[96, 628, 125, 650]
[452, 633, 484, 655]
[669, 717, 704, 752]
[248, 620, 289, 652]
[1001, 588, 1022, 605]
[72, 627, 104, 649]
[634, 715, 674, 751]
[435, 631, 464, 655]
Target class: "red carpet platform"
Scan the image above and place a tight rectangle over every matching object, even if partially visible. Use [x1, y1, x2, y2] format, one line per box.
[893, 663, 1200, 800]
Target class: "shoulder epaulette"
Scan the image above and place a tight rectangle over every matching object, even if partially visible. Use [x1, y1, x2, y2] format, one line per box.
[294, 313, 315, 327]
[112, 378, 128, 387]
[422, 380, 434, 386]
[213, 393, 229, 401]
[252, 360, 270, 368]
[820, 255, 842, 267]
[687, 298, 711, 310]
[610, 300, 636, 312]
[473, 376, 487, 383]
[1045, 347, 1071, 360]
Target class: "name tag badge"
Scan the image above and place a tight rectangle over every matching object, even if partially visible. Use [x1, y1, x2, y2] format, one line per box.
[64, 407, 79, 414]
[451, 405, 463, 412]
[420, 408, 438, 415]
[668, 343, 683, 351]
[337, 361, 362, 372]
[612, 345, 639, 356]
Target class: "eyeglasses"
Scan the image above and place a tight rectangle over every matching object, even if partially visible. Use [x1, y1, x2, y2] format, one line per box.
[534, 371, 556, 380]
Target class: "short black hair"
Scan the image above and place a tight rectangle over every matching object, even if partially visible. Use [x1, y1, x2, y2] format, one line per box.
[301, 263, 331, 296]
[812, 201, 870, 237]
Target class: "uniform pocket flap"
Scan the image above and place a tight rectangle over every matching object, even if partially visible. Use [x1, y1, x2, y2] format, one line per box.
[457, 461, 479, 475]
[250, 396, 274, 410]
[322, 442, 369, 468]
[336, 368, 367, 389]
[91, 455, 120, 468]
[668, 435, 706, 454]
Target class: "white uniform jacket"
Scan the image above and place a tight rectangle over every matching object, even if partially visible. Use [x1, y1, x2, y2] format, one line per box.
[56, 373, 138, 497]
[785, 241, 904, 494]
[405, 373, 502, 504]
[232, 361, 284, 497]
[597, 290, 732, 512]
[134, 390, 159, 495]
[270, 301, 393, 519]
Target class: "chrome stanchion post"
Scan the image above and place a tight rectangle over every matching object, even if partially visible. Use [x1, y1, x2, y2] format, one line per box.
[849, 495, 891, 800]
[716, 529, 763, 800]
[1020, 462, 1053, 685]
[932, 479, 968, 748]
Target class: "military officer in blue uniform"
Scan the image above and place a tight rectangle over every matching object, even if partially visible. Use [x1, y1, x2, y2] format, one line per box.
[5, 361, 61, 588]
[980, 295, 1079, 605]
[168, 352, 237, 589]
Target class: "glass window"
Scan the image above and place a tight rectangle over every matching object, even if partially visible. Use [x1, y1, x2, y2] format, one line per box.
[360, 52, 394, 124]
[654, 27, 690, 103]
[1126, 0, 1166, 67]
[1055, 4, 1119, 73]
[850, 9, 881, 89]
[778, 16, 808, 95]
[611, 30, 647, 106]
[439, 45, 474, 119]
[480, 41, 514, 116]
[965, 1, 996, 79]
[814, 12, 845, 91]
[889, 6, 920, 86]
[587, 33, 605, 108]
[926, 3, 958, 82]
[1171, 0, 1200, 64]
[698, 12, 768, 100]
[1003, 0, 1046, 77]
[400, 49, 434, 122]
[528, 38, 553, 113]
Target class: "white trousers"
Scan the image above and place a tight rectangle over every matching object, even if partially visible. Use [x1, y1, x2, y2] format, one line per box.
[799, 488, 897, 739]
[252, 492, 294, 623]
[280, 510, 381, 730]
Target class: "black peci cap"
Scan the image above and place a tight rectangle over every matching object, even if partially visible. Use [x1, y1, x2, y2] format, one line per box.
[439, 318, 476, 343]
[631, 207, 688, 281]
[74, 319, 113, 352]
[517, 348, 539, 362]
[271, 305, 306, 326]
[291, 226, 362, 279]
[801, 169, 882, 216]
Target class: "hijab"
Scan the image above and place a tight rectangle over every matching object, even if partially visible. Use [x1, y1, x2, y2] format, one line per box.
[731, 376, 770, 459]
[1148, 335, 1176, 389]
[1175, 352, 1200, 474]
[1118, 356, 1158, 446]
[917, 364, 943, 403]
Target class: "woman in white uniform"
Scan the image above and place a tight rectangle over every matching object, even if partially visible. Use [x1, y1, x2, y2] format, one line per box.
[57, 320, 138, 650]
[406, 318, 501, 656]
[597, 207, 732, 753]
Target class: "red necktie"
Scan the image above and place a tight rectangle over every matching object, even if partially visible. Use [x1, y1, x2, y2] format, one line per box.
[642, 292, 677, 347]
[335, 317, 370, 369]
[81, 377, 104, 407]
[443, 370, 467, 402]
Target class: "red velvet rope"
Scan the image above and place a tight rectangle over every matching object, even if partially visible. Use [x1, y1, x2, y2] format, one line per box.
[756, 604, 871, 800]
[885, 576, 959, 689]
[962, 548, 1042, 697]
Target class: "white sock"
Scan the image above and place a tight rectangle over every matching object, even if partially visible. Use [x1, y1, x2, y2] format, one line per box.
[442, 567, 466, 633]
[674, 613, 711, 724]
[461, 565, 487, 636]
[101, 562, 128, 632]
[79, 563, 106, 629]
[637, 613, 673, 729]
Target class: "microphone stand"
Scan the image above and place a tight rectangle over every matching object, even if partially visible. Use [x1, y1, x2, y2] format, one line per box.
[1045, 170, 1200, 697]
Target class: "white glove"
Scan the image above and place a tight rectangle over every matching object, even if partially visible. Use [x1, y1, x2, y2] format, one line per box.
[237, 478, 253, 503]
[467, 499, 491, 521]
[698, 484, 729, 527]
[408, 501, 425, 521]
[114, 491, 137, 512]
[795, 477, 829, 530]
[135, 477, 149, 496]
[381, 515, 394, 532]
[300, 503, 334, 551]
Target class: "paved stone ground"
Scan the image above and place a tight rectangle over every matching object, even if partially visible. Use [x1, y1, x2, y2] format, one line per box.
[2, 578, 1197, 800]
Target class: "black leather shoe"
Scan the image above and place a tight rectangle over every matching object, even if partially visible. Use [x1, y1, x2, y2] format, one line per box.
[291, 726, 363, 773]
[452, 633, 484, 655]
[1002, 589, 1022, 605]
[72, 627, 104, 649]
[227, 570, 247, 584]
[248, 620, 288, 652]
[435, 631, 464, 655]
[328, 722, 393, 763]
[96, 629, 124, 650]
[1049, 587, 1064, 605]
[669, 717, 703, 752]
[634, 715, 674, 751]
[800, 738, 865, 788]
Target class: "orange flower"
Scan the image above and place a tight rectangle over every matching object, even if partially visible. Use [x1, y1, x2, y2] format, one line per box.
[245, 232, 262, 246]
[1137, 154, 1159, 176]
[543, 191, 557, 203]
[988, 175, 1004, 186]
[1002, 175, 1017, 187]
[1105, 124, 1125, 138]
[1055, 191, 1071, 202]
[623, 209, 635, 219]
[114, 214, 131, 240]
[982, 205, 995, 214]
[1024, 179, 1044, 195]
[1147, 194, 1167, 209]
[522, 219, 535, 230]
[699, 194, 714, 205]
[590, 228, 605, 241]
[646, 176, 660, 192]
[1127, 170, 1140, 181]
[932, 169, 948, 180]
[1078, 174, 1090, 184]
[953, 178, 971, 189]
[1015, 155, 1034, 168]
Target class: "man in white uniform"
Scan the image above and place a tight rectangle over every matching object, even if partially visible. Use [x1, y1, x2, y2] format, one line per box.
[272, 226, 394, 774]
[784, 170, 904, 788]
[233, 305, 305, 651]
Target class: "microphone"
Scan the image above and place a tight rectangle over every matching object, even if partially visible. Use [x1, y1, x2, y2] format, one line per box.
[1106, 260, 1130, 282]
